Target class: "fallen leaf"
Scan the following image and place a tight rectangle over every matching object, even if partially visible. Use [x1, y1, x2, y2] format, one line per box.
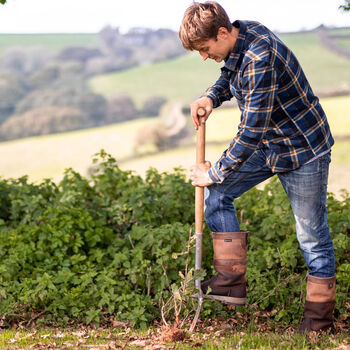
[339, 314, 348, 321]
[72, 330, 86, 337]
[54, 332, 65, 338]
[130, 339, 152, 346]
[112, 320, 129, 328]
[145, 345, 168, 350]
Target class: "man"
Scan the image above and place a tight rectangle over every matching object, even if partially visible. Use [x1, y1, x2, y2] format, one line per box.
[179, 1, 336, 333]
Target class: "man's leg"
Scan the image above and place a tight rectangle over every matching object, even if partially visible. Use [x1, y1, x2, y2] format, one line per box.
[202, 149, 273, 305]
[278, 152, 335, 332]
[205, 150, 273, 232]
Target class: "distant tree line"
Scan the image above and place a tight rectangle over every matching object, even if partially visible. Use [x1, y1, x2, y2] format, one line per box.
[0, 26, 183, 141]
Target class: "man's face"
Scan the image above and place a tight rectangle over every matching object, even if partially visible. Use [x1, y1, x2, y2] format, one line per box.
[197, 29, 233, 62]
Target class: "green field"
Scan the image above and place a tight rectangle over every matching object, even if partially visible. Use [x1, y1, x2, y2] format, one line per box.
[90, 52, 221, 107]
[0, 33, 99, 55]
[0, 96, 349, 197]
[0, 117, 154, 181]
[89, 30, 350, 107]
[279, 32, 350, 90]
[329, 26, 350, 49]
[336, 37, 350, 49]
[327, 27, 350, 35]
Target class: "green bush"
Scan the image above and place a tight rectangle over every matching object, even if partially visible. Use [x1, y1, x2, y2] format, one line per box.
[0, 150, 348, 328]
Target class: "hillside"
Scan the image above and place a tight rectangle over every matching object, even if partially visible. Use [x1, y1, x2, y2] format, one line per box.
[0, 27, 349, 197]
[89, 28, 350, 106]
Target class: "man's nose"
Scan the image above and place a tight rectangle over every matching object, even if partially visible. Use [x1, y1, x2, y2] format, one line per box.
[199, 51, 208, 61]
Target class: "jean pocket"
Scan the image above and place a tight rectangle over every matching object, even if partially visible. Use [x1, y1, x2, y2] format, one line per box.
[296, 159, 320, 175]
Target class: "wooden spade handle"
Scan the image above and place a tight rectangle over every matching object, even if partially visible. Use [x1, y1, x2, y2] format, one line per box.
[195, 107, 206, 234]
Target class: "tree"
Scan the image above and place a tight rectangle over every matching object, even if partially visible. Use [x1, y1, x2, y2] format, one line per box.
[0, 71, 27, 123]
[0, 47, 53, 76]
[15, 87, 106, 124]
[142, 96, 167, 117]
[340, 0, 350, 11]
[106, 94, 138, 123]
[0, 106, 90, 140]
[28, 64, 60, 89]
[0, 0, 6, 4]
[57, 47, 102, 63]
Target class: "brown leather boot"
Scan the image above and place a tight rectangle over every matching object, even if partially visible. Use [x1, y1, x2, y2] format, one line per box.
[298, 275, 336, 333]
[201, 231, 248, 305]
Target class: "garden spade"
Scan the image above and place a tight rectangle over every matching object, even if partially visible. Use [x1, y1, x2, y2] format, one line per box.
[189, 107, 206, 333]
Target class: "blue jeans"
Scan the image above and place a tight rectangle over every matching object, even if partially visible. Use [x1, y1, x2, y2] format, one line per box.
[204, 149, 335, 277]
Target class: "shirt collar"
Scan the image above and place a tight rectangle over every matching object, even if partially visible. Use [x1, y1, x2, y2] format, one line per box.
[223, 20, 246, 72]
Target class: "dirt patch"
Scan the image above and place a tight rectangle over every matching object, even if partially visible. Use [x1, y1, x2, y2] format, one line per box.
[158, 324, 186, 343]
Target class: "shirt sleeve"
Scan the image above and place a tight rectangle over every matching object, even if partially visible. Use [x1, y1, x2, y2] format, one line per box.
[208, 58, 278, 183]
[203, 68, 233, 108]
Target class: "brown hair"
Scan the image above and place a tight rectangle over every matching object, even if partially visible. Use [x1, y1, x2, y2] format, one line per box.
[179, 1, 232, 51]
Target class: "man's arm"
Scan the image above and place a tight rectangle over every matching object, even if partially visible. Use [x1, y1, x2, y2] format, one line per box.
[208, 58, 278, 183]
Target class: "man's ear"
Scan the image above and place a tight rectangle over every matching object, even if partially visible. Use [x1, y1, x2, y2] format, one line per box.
[217, 27, 230, 40]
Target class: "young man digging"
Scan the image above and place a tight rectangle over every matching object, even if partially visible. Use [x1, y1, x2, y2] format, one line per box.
[179, 1, 336, 333]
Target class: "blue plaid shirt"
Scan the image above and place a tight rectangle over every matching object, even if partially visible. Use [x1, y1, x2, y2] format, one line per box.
[205, 20, 334, 183]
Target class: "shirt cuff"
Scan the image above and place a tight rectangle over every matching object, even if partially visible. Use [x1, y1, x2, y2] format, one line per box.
[208, 168, 223, 184]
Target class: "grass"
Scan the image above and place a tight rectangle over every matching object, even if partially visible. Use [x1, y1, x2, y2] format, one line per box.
[0, 117, 156, 182]
[0, 33, 99, 55]
[336, 37, 350, 50]
[326, 28, 350, 36]
[0, 325, 348, 349]
[89, 52, 221, 107]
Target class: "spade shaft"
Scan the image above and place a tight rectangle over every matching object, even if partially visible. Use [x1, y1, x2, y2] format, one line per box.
[189, 107, 206, 332]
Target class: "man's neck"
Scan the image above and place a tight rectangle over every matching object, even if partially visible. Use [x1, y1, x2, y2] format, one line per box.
[228, 26, 240, 52]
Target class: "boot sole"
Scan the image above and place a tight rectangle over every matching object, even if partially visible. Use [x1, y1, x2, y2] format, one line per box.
[192, 293, 246, 306]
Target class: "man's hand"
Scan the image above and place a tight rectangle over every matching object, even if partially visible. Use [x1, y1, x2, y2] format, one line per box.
[190, 161, 214, 187]
[190, 97, 213, 130]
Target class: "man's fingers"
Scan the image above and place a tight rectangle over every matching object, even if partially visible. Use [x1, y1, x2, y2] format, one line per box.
[190, 97, 213, 129]
[191, 115, 199, 130]
[190, 105, 199, 129]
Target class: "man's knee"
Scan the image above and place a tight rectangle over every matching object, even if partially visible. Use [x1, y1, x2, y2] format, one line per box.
[204, 187, 239, 232]
[204, 189, 222, 220]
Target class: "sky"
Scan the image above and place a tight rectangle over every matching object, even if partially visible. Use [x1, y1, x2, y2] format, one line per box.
[0, 0, 349, 34]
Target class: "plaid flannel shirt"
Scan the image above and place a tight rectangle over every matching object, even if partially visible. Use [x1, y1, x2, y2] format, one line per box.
[205, 20, 334, 183]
